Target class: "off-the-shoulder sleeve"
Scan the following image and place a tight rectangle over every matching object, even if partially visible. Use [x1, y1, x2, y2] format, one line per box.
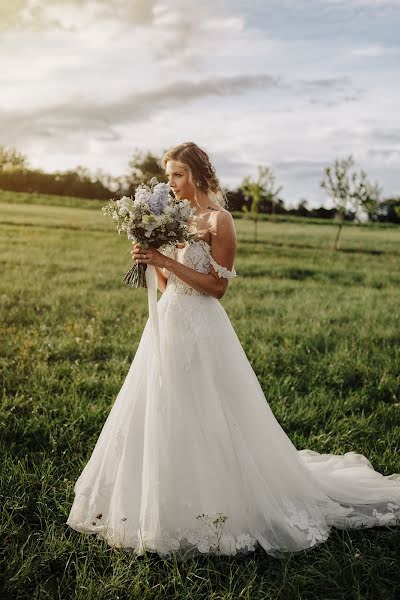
[209, 255, 237, 281]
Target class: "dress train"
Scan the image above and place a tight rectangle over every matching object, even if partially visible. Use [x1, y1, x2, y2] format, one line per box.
[66, 240, 400, 558]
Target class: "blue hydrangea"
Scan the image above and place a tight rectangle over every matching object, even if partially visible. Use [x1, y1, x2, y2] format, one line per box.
[147, 183, 170, 215]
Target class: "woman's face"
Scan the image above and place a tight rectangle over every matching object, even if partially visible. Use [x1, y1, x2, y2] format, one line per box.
[165, 159, 195, 201]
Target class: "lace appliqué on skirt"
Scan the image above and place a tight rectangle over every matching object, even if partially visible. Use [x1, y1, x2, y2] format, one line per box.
[68, 496, 259, 558]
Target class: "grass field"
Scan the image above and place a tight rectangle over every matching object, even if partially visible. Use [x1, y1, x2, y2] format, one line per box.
[1, 190, 400, 600]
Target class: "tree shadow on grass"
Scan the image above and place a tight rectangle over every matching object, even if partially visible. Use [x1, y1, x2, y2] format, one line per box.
[240, 267, 396, 288]
[240, 239, 399, 257]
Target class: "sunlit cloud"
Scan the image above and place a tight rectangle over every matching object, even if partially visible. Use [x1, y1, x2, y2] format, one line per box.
[0, 73, 278, 142]
[0, 0, 399, 206]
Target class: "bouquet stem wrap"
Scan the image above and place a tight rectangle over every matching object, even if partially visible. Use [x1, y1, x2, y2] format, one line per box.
[144, 264, 163, 394]
[122, 262, 148, 288]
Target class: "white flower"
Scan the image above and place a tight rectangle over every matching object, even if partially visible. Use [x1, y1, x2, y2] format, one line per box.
[163, 205, 175, 216]
[116, 196, 134, 213]
[134, 187, 151, 204]
[197, 540, 210, 553]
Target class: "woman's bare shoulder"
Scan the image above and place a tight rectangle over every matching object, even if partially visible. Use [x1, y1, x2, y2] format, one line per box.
[209, 205, 230, 215]
[210, 209, 236, 246]
[209, 207, 233, 225]
[212, 208, 235, 225]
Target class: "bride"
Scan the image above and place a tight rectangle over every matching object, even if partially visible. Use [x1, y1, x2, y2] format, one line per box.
[66, 141, 400, 559]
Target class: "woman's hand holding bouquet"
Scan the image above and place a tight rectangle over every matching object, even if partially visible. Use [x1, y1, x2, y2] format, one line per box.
[130, 243, 170, 269]
[102, 177, 196, 288]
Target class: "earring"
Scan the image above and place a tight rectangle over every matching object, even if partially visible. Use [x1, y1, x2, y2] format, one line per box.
[197, 181, 201, 187]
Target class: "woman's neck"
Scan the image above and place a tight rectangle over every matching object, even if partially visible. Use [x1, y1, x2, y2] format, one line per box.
[191, 198, 220, 214]
[188, 190, 215, 212]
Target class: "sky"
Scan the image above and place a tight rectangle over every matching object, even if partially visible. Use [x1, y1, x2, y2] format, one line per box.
[1, 0, 399, 208]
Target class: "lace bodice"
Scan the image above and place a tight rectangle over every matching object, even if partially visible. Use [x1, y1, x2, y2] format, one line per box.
[161, 239, 237, 296]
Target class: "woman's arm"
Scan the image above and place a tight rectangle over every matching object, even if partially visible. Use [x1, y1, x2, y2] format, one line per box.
[164, 259, 222, 298]
[132, 212, 237, 299]
[162, 212, 237, 300]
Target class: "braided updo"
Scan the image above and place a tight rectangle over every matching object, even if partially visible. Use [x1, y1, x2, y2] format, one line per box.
[161, 141, 227, 209]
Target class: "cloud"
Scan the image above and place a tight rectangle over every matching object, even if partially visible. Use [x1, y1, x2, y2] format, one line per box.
[0, 0, 399, 205]
[296, 76, 352, 90]
[351, 44, 400, 57]
[368, 128, 400, 144]
[209, 151, 254, 184]
[0, 73, 278, 144]
[0, 0, 248, 75]
[0, 0, 157, 33]
[332, 126, 400, 146]
[274, 158, 329, 174]
[368, 148, 400, 158]
[324, 0, 398, 7]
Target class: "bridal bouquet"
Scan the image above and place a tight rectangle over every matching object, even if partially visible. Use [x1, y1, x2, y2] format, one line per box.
[102, 177, 196, 288]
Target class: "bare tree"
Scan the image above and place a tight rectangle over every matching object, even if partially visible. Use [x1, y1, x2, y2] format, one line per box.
[320, 155, 381, 250]
[357, 170, 382, 222]
[241, 166, 283, 242]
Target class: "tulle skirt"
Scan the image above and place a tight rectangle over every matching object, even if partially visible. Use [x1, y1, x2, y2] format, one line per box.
[66, 287, 400, 559]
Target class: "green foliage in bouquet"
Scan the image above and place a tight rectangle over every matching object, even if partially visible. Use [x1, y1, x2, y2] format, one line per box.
[102, 177, 197, 288]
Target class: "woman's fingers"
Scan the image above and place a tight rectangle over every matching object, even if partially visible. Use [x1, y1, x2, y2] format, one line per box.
[130, 249, 148, 262]
[130, 243, 145, 259]
[129, 245, 158, 265]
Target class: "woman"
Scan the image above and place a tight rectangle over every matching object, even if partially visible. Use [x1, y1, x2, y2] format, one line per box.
[66, 141, 400, 559]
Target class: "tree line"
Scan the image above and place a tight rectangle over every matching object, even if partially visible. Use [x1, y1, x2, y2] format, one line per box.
[0, 144, 399, 232]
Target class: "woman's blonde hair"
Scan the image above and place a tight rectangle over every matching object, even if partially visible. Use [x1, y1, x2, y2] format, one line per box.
[161, 141, 227, 209]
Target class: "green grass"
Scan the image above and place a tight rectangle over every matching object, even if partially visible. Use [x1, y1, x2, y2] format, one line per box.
[1, 191, 400, 599]
[0, 189, 107, 210]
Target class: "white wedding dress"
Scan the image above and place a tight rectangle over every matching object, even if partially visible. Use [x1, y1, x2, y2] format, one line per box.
[66, 239, 400, 559]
